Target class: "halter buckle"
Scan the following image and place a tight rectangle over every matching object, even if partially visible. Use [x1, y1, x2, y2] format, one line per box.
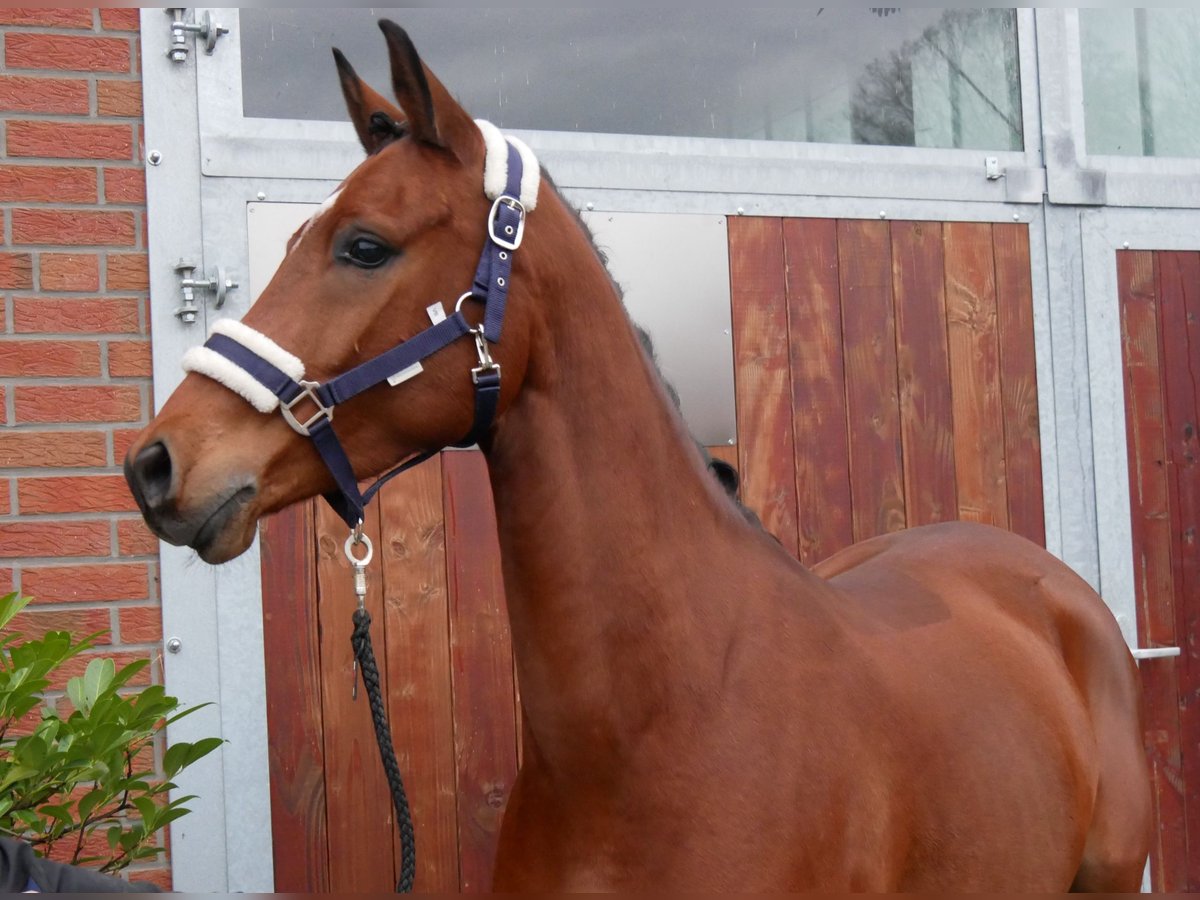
[281, 379, 333, 436]
[487, 195, 526, 251]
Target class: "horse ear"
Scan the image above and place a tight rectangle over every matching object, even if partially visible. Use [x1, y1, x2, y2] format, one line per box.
[333, 48, 406, 155]
[377, 19, 482, 165]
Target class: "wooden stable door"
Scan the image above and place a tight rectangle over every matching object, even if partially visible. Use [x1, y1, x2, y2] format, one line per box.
[1118, 250, 1199, 892]
[258, 216, 1047, 892]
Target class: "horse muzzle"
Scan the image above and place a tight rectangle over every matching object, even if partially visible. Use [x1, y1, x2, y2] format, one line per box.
[124, 439, 258, 562]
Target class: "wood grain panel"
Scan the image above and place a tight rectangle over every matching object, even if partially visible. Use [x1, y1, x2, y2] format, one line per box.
[944, 222, 1009, 527]
[442, 450, 519, 892]
[891, 220, 956, 529]
[1118, 251, 1185, 891]
[729, 217, 800, 556]
[378, 458, 460, 892]
[314, 498, 397, 892]
[260, 500, 329, 892]
[837, 219, 905, 542]
[1155, 251, 1200, 890]
[783, 218, 853, 564]
[993, 223, 1045, 546]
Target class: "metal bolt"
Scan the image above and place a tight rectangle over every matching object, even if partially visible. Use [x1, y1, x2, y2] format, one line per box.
[166, 637, 183, 654]
[256, 191, 267, 201]
[585, 202, 594, 211]
[879, 211, 887, 219]
[1012, 213, 1020, 222]
[180, 311, 196, 325]
[727, 438, 735, 446]
[147, 150, 163, 166]
[736, 207, 745, 216]
[1123, 241, 1130, 249]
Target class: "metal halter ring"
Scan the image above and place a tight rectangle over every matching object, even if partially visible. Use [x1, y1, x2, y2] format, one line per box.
[344, 529, 374, 567]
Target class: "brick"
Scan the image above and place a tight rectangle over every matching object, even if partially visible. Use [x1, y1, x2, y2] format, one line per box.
[0, 339, 102, 376]
[14, 296, 141, 334]
[0, 484, 9, 516]
[100, 9, 141, 33]
[0, 9, 94, 28]
[14, 385, 143, 425]
[0, 569, 13, 595]
[96, 79, 142, 117]
[117, 605, 161, 644]
[111, 428, 143, 464]
[117, 517, 157, 557]
[12, 209, 135, 247]
[106, 252, 147, 290]
[0, 166, 98, 203]
[104, 167, 145, 204]
[0, 253, 34, 289]
[108, 339, 151, 377]
[6, 34, 131, 74]
[40, 253, 100, 292]
[0, 75, 90, 115]
[22, 562, 150, 603]
[19, 475, 138, 514]
[0, 430, 107, 468]
[8, 120, 135, 162]
[9, 607, 112, 644]
[0, 520, 110, 558]
[125, 866, 171, 893]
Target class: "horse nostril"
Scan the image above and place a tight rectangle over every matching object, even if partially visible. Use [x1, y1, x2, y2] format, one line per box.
[125, 441, 175, 510]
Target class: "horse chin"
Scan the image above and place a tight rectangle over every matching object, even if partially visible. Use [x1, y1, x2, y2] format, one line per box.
[189, 488, 259, 564]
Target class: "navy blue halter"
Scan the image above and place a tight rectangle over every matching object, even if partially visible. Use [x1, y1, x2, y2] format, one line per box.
[198, 141, 527, 528]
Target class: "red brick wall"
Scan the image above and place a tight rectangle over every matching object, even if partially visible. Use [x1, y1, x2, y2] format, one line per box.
[0, 8, 169, 890]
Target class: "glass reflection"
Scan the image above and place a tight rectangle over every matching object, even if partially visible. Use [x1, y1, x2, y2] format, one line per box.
[241, 9, 1022, 151]
[1082, 9, 1200, 157]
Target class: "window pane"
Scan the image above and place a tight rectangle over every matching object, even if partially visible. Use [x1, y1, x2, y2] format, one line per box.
[240, 9, 1022, 151]
[1082, 9, 1200, 157]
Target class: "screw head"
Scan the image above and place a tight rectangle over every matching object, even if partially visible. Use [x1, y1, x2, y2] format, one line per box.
[167, 637, 183, 654]
[147, 150, 164, 166]
[256, 191, 267, 201]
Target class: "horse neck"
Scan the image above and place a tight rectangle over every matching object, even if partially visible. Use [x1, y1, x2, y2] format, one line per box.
[483, 200, 792, 771]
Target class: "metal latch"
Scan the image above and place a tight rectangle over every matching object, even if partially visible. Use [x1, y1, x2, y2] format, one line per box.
[1131, 646, 1181, 661]
[166, 8, 230, 63]
[174, 260, 238, 325]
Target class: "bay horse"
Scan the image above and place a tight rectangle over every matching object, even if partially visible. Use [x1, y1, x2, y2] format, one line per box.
[125, 21, 1151, 891]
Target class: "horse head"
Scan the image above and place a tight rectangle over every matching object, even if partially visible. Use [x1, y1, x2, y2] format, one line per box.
[125, 21, 545, 562]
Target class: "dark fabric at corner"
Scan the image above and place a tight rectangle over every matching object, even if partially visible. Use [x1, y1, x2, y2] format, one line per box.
[0, 836, 160, 892]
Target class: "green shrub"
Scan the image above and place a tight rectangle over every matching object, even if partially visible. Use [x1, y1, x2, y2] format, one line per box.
[0, 591, 221, 873]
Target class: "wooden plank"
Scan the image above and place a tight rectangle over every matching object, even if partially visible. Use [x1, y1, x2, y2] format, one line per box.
[314, 497, 397, 892]
[943, 222, 1009, 528]
[1155, 250, 1200, 890]
[782, 218, 854, 564]
[729, 217, 800, 556]
[993, 223, 1046, 546]
[259, 500, 329, 892]
[377, 457, 460, 892]
[1118, 251, 1185, 891]
[890, 220, 957, 529]
[442, 450, 519, 892]
[836, 218, 906, 542]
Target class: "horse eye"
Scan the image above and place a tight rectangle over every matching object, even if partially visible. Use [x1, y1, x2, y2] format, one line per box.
[340, 236, 393, 269]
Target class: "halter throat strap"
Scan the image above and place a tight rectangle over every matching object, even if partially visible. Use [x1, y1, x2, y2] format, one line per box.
[181, 123, 536, 528]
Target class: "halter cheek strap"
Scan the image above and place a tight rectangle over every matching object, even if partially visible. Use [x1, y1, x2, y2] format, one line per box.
[180, 121, 537, 529]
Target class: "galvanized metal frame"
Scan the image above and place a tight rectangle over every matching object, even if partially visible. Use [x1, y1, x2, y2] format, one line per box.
[1038, 9, 1200, 208]
[139, 10, 274, 894]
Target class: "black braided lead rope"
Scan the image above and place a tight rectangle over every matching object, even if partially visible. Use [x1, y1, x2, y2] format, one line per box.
[351, 607, 417, 893]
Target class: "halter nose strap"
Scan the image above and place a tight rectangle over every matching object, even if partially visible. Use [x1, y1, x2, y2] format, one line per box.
[181, 123, 536, 528]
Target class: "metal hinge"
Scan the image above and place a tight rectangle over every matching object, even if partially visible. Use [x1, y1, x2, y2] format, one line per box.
[174, 260, 238, 325]
[165, 8, 230, 63]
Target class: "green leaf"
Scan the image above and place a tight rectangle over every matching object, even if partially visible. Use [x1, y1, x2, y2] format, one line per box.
[106, 825, 121, 850]
[0, 592, 32, 633]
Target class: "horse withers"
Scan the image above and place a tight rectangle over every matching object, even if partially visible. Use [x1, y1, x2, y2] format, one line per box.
[124, 21, 1151, 891]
